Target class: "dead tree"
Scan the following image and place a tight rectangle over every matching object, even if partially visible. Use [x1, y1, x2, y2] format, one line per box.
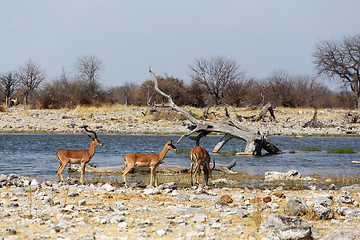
[149, 68, 283, 155]
[343, 111, 360, 123]
[236, 102, 276, 122]
[303, 108, 323, 128]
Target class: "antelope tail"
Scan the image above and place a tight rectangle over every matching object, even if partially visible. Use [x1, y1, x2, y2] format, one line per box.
[211, 159, 216, 172]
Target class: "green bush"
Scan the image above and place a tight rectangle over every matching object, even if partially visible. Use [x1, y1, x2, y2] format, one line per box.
[327, 147, 357, 154]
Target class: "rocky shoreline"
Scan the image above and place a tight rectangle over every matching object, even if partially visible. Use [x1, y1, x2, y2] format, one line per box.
[0, 174, 360, 239]
[0, 106, 359, 135]
[1, 106, 360, 239]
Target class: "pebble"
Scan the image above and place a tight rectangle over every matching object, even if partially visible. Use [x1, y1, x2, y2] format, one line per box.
[0, 174, 359, 239]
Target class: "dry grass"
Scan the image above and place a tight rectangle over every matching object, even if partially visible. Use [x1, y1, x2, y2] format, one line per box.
[71, 104, 140, 114]
[138, 109, 180, 122]
[252, 197, 263, 228]
[4, 104, 356, 119]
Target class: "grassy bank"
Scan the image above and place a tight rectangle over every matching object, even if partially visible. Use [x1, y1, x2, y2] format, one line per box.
[68, 171, 360, 190]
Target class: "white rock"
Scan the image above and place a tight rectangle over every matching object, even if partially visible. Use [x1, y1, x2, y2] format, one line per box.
[192, 214, 207, 223]
[117, 221, 128, 231]
[143, 187, 159, 195]
[101, 183, 115, 192]
[30, 179, 40, 188]
[156, 229, 166, 237]
[111, 214, 125, 223]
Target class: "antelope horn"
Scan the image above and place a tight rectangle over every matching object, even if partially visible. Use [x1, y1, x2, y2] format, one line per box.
[81, 125, 98, 138]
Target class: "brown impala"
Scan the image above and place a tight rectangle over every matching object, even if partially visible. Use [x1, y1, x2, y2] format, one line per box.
[122, 140, 177, 187]
[190, 146, 215, 186]
[56, 126, 103, 184]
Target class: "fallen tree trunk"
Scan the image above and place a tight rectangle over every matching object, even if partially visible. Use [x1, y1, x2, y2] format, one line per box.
[236, 102, 276, 122]
[149, 68, 283, 155]
[70, 160, 237, 174]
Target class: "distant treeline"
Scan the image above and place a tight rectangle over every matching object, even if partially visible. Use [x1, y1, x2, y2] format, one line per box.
[0, 55, 353, 109]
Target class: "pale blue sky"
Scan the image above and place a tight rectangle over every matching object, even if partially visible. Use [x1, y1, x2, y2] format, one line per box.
[1, 1, 359, 89]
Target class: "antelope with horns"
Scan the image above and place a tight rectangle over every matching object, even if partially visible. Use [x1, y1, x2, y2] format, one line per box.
[190, 146, 215, 186]
[122, 140, 177, 187]
[56, 126, 103, 184]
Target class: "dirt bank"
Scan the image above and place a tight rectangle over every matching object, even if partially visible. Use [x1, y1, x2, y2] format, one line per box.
[1, 105, 359, 136]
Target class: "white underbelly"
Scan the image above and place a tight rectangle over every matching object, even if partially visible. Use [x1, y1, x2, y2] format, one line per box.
[69, 158, 82, 164]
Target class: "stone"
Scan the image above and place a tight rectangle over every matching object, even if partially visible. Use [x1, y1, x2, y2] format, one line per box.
[67, 191, 80, 197]
[0, 174, 7, 182]
[337, 191, 355, 205]
[5, 228, 17, 235]
[101, 183, 115, 192]
[340, 207, 360, 218]
[263, 196, 272, 203]
[30, 179, 40, 188]
[61, 205, 75, 213]
[264, 170, 309, 182]
[114, 202, 128, 211]
[220, 195, 233, 203]
[192, 214, 207, 223]
[156, 229, 166, 237]
[312, 194, 333, 220]
[274, 192, 286, 198]
[143, 186, 159, 195]
[117, 221, 128, 231]
[13, 187, 26, 196]
[259, 214, 313, 240]
[159, 182, 178, 190]
[110, 214, 126, 223]
[79, 235, 96, 240]
[286, 197, 308, 216]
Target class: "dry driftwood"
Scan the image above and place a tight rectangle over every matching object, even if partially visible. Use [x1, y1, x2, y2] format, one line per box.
[343, 111, 360, 123]
[303, 108, 323, 128]
[149, 68, 283, 155]
[236, 102, 276, 122]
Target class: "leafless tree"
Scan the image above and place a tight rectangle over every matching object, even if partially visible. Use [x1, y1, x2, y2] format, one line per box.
[225, 78, 254, 107]
[265, 70, 297, 107]
[0, 71, 19, 108]
[190, 56, 246, 105]
[107, 82, 138, 105]
[75, 55, 105, 104]
[313, 34, 360, 108]
[293, 74, 324, 108]
[75, 55, 104, 84]
[18, 59, 46, 106]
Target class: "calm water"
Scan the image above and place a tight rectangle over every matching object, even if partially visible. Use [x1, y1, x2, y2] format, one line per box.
[0, 134, 360, 181]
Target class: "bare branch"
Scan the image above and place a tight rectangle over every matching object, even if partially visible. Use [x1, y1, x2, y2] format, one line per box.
[149, 68, 283, 155]
[149, 67, 200, 125]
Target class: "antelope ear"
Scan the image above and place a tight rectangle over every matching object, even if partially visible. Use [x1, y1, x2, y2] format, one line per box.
[88, 135, 94, 139]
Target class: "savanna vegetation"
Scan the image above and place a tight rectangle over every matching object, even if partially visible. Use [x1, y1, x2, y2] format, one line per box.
[1, 34, 360, 110]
